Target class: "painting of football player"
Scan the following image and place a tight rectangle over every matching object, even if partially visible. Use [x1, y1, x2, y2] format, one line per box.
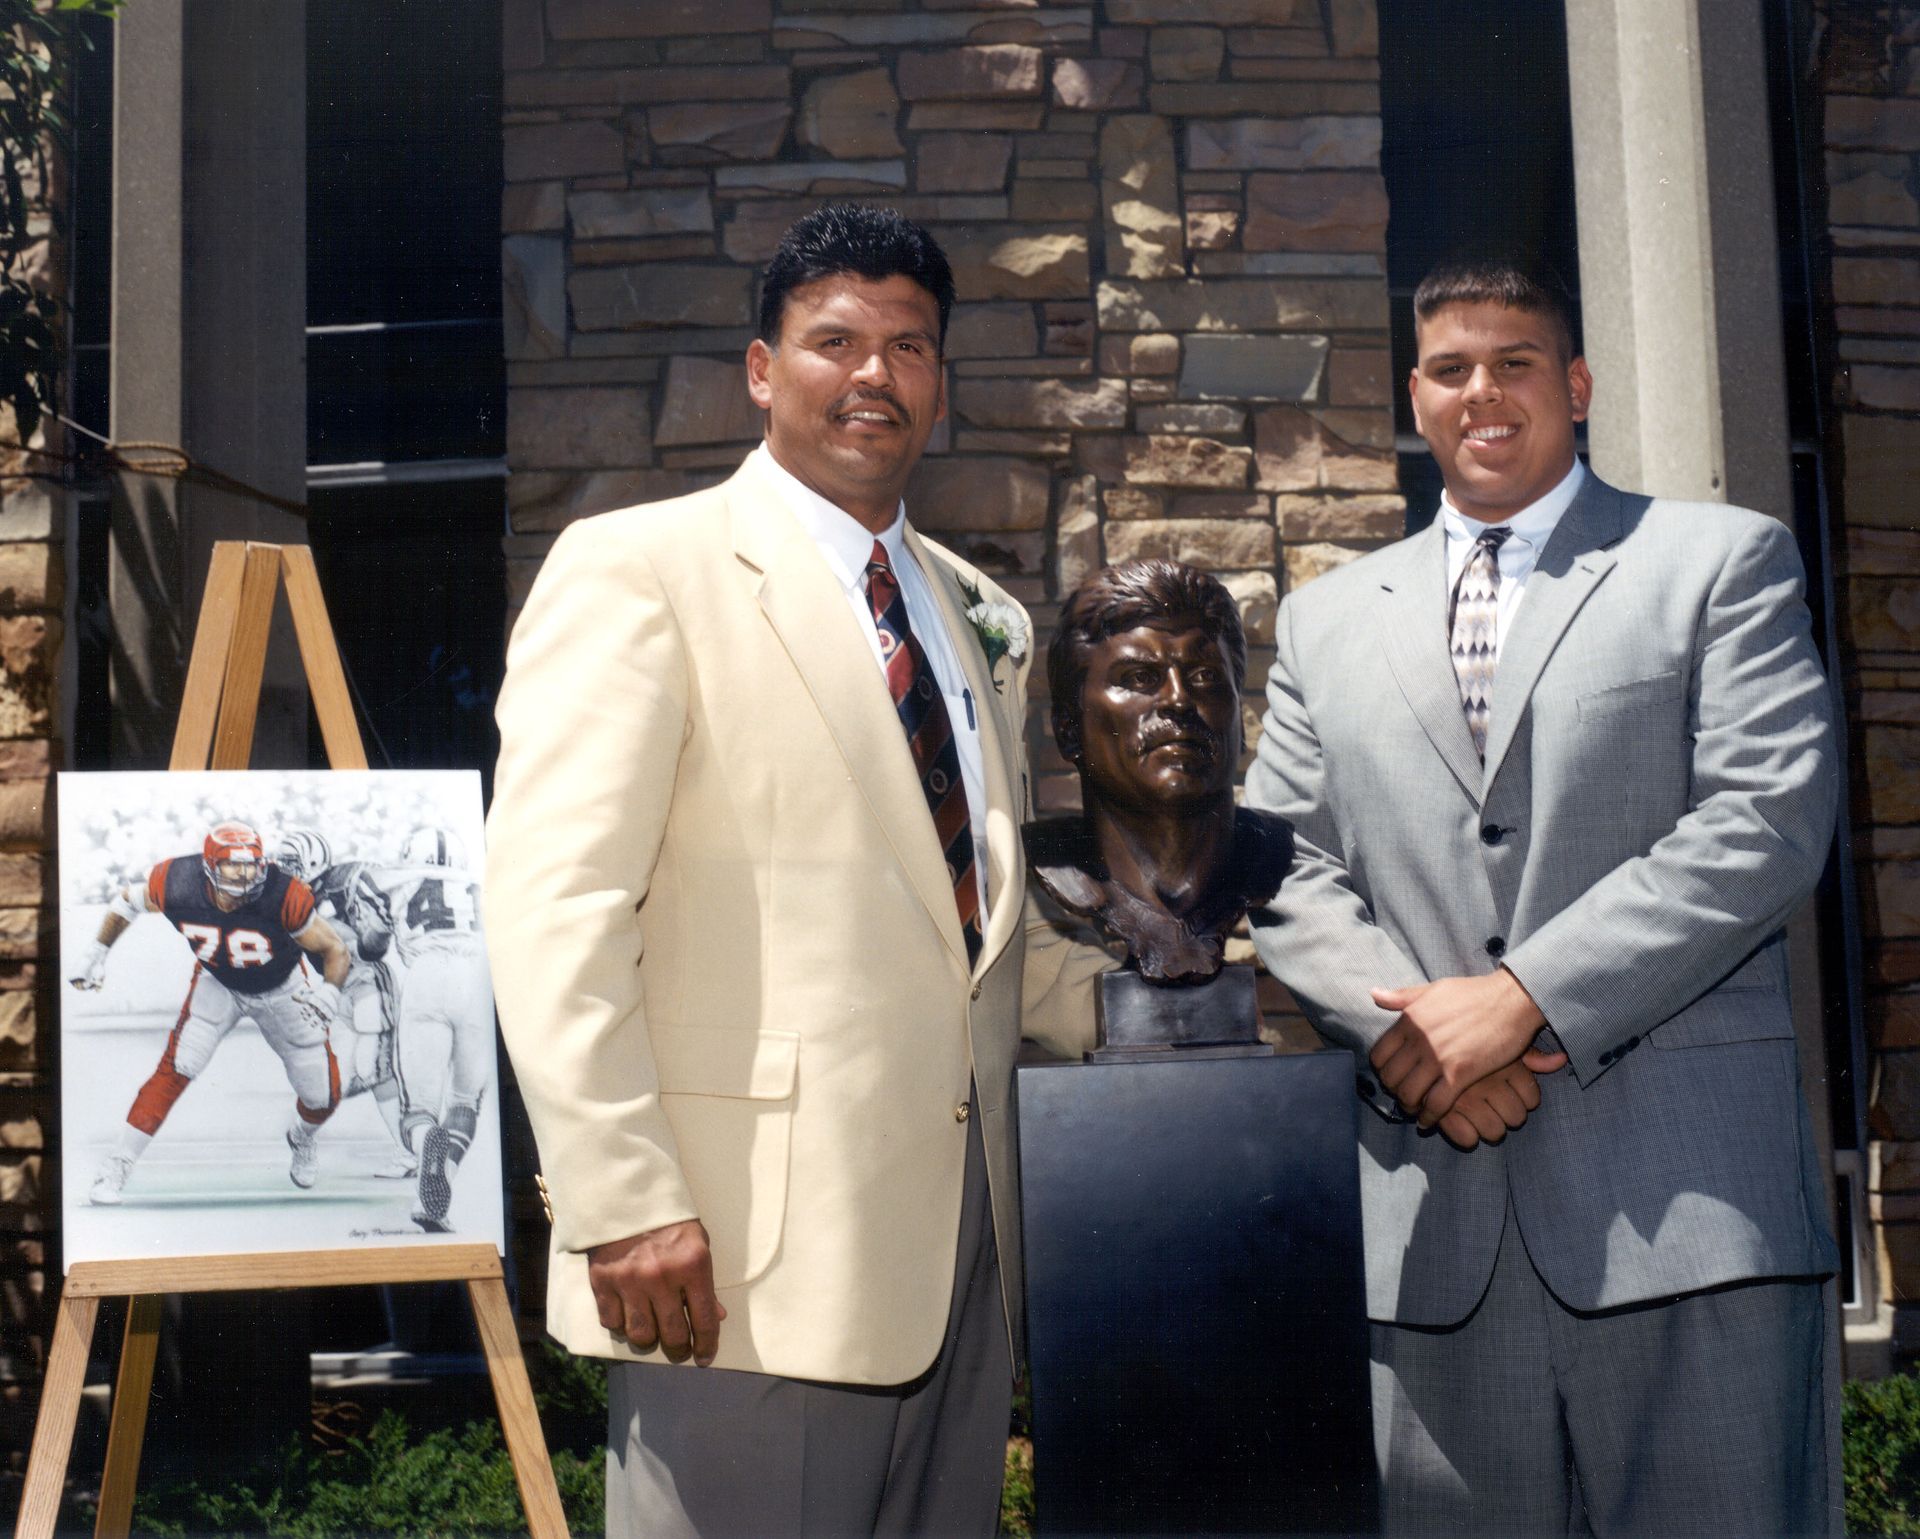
[372, 825, 491, 1232]
[70, 820, 355, 1203]
[274, 826, 415, 1178]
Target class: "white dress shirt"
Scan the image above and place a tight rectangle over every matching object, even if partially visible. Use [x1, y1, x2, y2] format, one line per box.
[754, 443, 991, 912]
[1440, 458, 1586, 661]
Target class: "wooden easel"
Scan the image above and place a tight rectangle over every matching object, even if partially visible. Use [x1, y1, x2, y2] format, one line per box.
[16, 543, 569, 1539]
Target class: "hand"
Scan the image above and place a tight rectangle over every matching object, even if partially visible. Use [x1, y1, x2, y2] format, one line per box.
[588, 1219, 726, 1366]
[295, 979, 344, 1031]
[70, 942, 109, 991]
[1369, 969, 1555, 1124]
[1432, 1058, 1561, 1151]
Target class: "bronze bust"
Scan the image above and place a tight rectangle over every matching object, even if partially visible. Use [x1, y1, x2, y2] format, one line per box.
[1026, 559, 1291, 985]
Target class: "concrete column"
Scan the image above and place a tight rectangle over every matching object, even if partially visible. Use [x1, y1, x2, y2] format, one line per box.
[1564, 0, 1793, 522]
[109, 0, 307, 768]
[102, 0, 313, 1480]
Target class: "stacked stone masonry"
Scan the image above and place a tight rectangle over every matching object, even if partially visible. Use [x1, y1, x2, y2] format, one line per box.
[0, 27, 68, 1474]
[501, 0, 1398, 1067]
[1821, 1, 1920, 1315]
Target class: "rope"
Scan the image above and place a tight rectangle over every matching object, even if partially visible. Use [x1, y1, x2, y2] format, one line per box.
[0, 421, 309, 518]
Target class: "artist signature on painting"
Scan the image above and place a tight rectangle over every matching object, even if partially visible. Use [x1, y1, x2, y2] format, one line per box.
[349, 1226, 427, 1239]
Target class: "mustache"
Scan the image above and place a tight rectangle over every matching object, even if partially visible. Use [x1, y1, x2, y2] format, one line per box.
[832, 390, 907, 424]
[1139, 718, 1221, 755]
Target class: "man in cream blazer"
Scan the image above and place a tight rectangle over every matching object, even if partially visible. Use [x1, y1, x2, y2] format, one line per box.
[1247, 260, 1840, 1536]
[486, 208, 1095, 1535]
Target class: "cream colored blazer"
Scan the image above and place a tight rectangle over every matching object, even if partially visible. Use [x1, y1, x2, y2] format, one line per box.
[485, 452, 1095, 1386]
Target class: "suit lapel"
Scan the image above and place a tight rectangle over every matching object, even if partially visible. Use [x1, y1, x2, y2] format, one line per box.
[1376, 519, 1486, 808]
[724, 463, 970, 971]
[906, 527, 1022, 979]
[1480, 472, 1625, 788]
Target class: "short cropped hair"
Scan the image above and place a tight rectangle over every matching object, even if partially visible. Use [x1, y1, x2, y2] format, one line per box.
[1412, 258, 1579, 362]
[1049, 560, 1247, 762]
[757, 205, 956, 351]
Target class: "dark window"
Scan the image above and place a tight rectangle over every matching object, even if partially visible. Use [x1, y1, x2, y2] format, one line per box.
[307, 0, 505, 467]
[305, 481, 506, 791]
[1377, 0, 1583, 530]
[306, 0, 506, 780]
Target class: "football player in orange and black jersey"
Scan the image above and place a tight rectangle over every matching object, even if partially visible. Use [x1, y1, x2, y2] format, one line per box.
[71, 820, 355, 1204]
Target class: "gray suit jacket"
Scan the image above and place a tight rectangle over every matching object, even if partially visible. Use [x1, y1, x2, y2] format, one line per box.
[1246, 471, 1841, 1326]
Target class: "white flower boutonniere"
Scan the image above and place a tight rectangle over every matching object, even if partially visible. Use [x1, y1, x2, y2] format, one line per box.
[959, 578, 1030, 693]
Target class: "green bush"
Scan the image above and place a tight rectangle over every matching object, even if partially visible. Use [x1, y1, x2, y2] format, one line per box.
[122, 1416, 602, 1539]
[86, 1345, 1046, 1536]
[1848, 1372, 1920, 1537]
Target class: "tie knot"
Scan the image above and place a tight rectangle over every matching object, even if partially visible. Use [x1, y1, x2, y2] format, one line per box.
[866, 538, 893, 580]
[1477, 527, 1513, 554]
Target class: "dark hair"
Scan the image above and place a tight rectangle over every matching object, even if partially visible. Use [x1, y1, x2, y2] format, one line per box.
[757, 205, 955, 351]
[1049, 560, 1247, 762]
[1412, 257, 1579, 361]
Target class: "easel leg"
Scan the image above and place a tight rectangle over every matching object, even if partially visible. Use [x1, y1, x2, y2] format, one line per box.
[93, 1295, 162, 1539]
[15, 1290, 102, 1539]
[467, 1276, 570, 1539]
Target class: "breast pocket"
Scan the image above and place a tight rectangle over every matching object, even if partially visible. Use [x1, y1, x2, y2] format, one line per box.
[652, 1026, 799, 1288]
[1575, 669, 1685, 723]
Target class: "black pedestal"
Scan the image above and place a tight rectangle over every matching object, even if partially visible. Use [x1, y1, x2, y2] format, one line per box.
[1017, 1049, 1377, 1537]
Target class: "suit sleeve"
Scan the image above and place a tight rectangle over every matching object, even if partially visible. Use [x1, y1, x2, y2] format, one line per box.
[484, 517, 699, 1255]
[1245, 593, 1425, 1121]
[1020, 885, 1113, 1062]
[1502, 516, 1838, 1085]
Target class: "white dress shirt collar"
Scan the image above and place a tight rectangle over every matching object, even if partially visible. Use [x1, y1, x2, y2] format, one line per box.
[753, 442, 906, 592]
[1439, 456, 1585, 555]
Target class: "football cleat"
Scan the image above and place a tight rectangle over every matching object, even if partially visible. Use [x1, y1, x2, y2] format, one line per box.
[273, 827, 333, 883]
[399, 826, 465, 869]
[287, 1125, 319, 1189]
[414, 1123, 453, 1227]
[90, 1154, 134, 1206]
[203, 822, 269, 901]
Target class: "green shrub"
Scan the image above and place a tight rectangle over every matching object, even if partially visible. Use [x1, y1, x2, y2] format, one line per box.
[90, 1346, 1048, 1537]
[118, 1416, 603, 1539]
[1847, 1372, 1920, 1537]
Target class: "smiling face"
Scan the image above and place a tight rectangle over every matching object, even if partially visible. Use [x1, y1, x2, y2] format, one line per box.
[1410, 300, 1593, 524]
[1074, 621, 1242, 816]
[745, 271, 947, 533]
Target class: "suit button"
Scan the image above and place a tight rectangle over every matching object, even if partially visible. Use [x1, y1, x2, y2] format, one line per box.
[1485, 936, 1506, 958]
[1624, 1035, 1640, 1051]
[1599, 1048, 1615, 1065]
[970, 983, 982, 1002]
[1481, 824, 1505, 846]
[955, 1101, 971, 1123]
[1356, 1074, 1377, 1099]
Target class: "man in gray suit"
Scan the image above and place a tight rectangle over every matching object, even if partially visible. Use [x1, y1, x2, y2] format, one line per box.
[1247, 259, 1840, 1537]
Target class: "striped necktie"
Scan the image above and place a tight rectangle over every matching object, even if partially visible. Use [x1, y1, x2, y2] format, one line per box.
[865, 540, 983, 967]
[1449, 526, 1512, 760]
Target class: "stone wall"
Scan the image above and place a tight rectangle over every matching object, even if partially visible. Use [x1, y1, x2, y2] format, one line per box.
[0, 25, 70, 1476]
[1818, 1, 1920, 1319]
[499, 0, 1399, 1084]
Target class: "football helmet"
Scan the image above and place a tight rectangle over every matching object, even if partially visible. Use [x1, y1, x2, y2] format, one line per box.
[274, 827, 333, 883]
[203, 821, 268, 900]
[400, 826, 465, 868]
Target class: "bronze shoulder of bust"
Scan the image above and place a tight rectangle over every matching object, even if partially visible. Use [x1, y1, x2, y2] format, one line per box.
[1023, 807, 1292, 985]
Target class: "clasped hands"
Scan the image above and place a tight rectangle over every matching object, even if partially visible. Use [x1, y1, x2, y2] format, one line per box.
[1368, 969, 1568, 1151]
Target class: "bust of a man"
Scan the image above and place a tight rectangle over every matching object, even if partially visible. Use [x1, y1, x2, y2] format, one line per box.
[1026, 558, 1291, 985]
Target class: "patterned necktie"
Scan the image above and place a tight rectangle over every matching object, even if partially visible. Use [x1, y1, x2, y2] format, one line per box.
[1449, 526, 1512, 759]
[865, 540, 983, 967]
